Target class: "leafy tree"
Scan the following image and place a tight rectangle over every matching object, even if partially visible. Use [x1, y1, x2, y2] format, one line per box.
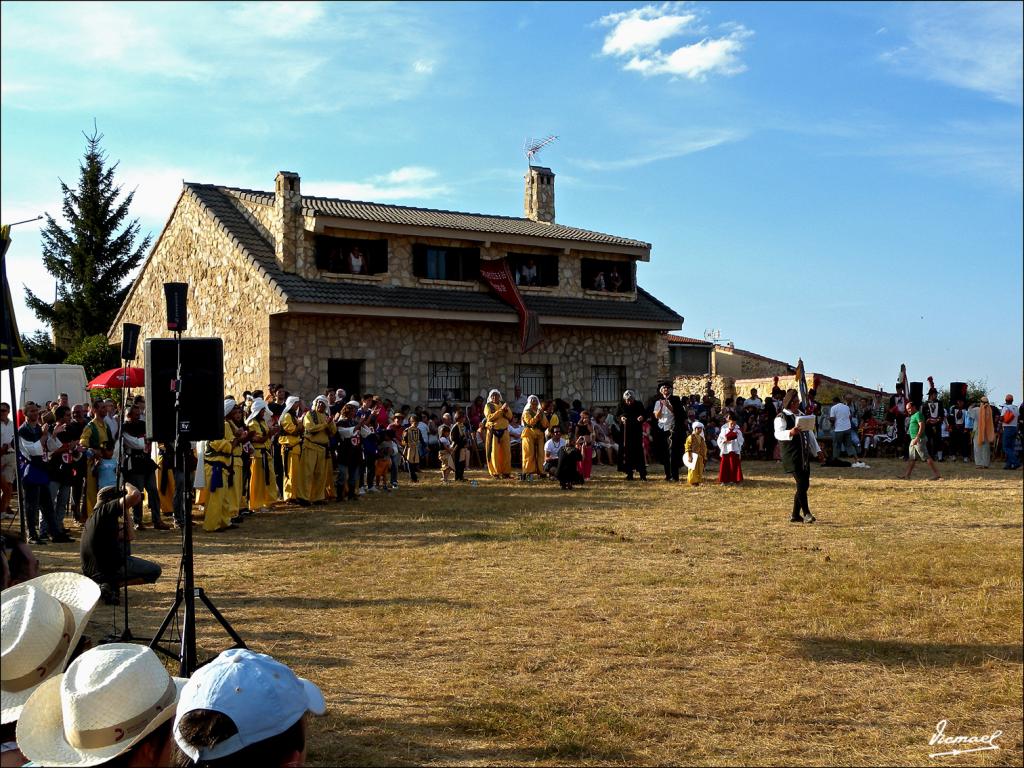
[64, 334, 120, 380]
[18, 330, 64, 364]
[25, 124, 151, 343]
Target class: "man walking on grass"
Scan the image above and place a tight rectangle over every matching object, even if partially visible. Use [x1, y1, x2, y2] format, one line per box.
[901, 402, 941, 481]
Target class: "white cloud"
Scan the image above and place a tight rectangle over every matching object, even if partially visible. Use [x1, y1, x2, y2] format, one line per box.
[880, 3, 1022, 105]
[569, 129, 744, 171]
[0, 2, 446, 112]
[596, 2, 752, 80]
[600, 7, 698, 56]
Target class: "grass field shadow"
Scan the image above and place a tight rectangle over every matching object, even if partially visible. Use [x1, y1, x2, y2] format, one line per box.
[793, 636, 1023, 666]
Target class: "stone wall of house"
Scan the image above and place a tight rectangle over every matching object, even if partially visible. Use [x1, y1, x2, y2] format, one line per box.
[111, 190, 285, 393]
[712, 347, 792, 378]
[267, 314, 665, 407]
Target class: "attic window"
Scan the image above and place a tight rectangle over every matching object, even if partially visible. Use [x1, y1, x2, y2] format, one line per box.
[508, 253, 558, 287]
[315, 235, 388, 275]
[581, 258, 634, 293]
[412, 244, 480, 281]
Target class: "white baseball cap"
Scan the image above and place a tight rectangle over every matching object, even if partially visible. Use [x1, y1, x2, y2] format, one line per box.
[173, 649, 325, 762]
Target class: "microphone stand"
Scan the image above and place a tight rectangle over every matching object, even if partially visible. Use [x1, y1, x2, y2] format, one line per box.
[106, 361, 134, 642]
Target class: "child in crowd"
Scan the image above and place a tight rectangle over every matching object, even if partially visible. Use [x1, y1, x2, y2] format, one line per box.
[403, 414, 421, 482]
[684, 422, 707, 486]
[438, 424, 455, 483]
[95, 446, 118, 490]
[717, 411, 744, 484]
[361, 422, 378, 493]
[374, 432, 394, 491]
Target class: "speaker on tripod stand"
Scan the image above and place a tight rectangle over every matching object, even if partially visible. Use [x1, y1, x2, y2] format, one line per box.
[147, 283, 246, 676]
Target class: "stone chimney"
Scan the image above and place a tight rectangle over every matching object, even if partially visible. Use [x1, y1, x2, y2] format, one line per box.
[524, 165, 555, 224]
[274, 171, 301, 272]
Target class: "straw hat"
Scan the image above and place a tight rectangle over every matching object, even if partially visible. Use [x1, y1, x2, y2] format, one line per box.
[16, 643, 186, 767]
[1, 572, 101, 724]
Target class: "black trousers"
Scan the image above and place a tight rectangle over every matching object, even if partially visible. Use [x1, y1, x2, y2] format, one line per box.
[454, 454, 466, 481]
[925, 423, 942, 457]
[791, 465, 811, 519]
[667, 430, 684, 480]
[272, 440, 284, 496]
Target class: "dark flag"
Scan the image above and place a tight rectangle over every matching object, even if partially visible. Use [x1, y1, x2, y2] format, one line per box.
[1, 225, 28, 368]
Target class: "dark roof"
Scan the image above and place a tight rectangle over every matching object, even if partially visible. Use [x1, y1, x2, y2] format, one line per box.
[666, 334, 711, 346]
[223, 186, 650, 249]
[184, 183, 682, 327]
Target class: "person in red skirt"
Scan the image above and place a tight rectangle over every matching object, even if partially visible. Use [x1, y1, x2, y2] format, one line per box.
[717, 410, 744, 484]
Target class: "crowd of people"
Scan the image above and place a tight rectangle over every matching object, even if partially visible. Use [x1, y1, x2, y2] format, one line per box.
[0, 571, 325, 768]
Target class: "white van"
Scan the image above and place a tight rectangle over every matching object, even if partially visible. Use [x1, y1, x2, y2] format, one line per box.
[1, 364, 90, 413]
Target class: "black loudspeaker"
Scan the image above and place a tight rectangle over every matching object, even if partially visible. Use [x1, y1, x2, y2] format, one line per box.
[164, 283, 188, 332]
[950, 382, 968, 403]
[120, 323, 141, 362]
[909, 381, 924, 407]
[144, 338, 224, 442]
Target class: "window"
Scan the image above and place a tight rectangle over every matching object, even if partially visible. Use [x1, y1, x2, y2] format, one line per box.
[581, 259, 634, 293]
[591, 365, 626, 405]
[507, 253, 558, 287]
[515, 364, 553, 400]
[315, 236, 388, 275]
[669, 346, 712, 376]
[413, 244, 480, 281]
[428, 362, 471, 402]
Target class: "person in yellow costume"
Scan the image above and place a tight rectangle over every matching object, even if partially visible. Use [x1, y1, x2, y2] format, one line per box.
[152, 442, 176, 521]
[278, 395, 307, 506]
[78, 400, 112, 520]
[484, 389, 513, 478]
[520, 394, 548, 479]
[246, 397, 279, 512]
[203, 399, 250, 532]
[684, 421, 708, 486]
[302, 396, 334, 504]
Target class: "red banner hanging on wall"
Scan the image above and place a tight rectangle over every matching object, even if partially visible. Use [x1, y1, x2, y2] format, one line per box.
[479, 258, 542, 353]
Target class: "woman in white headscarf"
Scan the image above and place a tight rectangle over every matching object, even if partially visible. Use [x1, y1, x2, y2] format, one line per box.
[520, 395, 547, 478]
[279, 396, 307, 505]
[684, 421, 708, 486]
[483, 389, 513, 478]
[246, 398, 278, 512]
[302, 396, 335, 503]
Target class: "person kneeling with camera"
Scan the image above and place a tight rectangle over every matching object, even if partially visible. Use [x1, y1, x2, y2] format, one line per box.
[80, 483, 161, 605]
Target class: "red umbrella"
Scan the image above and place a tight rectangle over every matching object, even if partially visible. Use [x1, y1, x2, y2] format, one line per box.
[88, 366, 145, 389]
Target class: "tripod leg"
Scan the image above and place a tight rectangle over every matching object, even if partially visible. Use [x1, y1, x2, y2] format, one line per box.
[196, 589, 247, 648]
[149, 588, 184, 653]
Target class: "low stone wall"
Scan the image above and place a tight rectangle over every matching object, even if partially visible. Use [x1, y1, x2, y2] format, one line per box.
[270, 314, 666, 407]
[673, 374, 732, 404]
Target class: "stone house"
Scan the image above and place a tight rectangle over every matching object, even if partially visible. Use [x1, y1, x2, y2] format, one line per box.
[109, 167, 683, 407]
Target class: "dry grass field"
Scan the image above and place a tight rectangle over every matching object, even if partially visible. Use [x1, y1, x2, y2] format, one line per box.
[21, 458, 1024, 766]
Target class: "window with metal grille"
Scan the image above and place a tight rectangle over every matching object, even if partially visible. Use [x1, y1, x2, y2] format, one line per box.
[514, 364, 553, 400]
[428, 362, 471, 403]
[591, 365, 626, 405]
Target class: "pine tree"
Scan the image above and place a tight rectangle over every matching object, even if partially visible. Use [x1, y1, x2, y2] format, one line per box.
[25, 124, 151, 348]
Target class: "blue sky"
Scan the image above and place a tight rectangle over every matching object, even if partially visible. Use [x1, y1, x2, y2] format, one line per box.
[2, 1, 1021, 398]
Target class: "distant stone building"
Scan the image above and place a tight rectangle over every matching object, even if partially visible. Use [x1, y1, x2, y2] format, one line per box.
[671, 341, 890, 407]
[109, 167, 683, 406]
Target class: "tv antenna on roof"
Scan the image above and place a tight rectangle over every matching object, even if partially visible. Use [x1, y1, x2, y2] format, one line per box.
[525, 135, 558, 166]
